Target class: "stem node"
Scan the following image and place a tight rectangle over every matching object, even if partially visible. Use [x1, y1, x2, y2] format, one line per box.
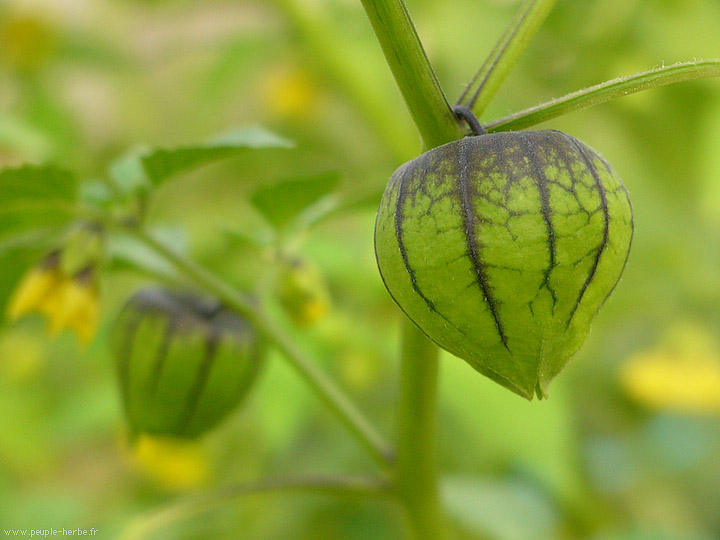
[453, 106, 486, 136]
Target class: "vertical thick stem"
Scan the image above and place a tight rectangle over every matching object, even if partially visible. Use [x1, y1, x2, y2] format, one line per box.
[359, 1, 456, 536]
[396, 318, 447, 540]
[360, 0, 464, 149]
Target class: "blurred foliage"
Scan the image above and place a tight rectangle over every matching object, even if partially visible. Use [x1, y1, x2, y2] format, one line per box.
[1, 0, 720, 539]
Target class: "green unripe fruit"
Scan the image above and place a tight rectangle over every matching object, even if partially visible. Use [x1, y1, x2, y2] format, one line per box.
[375, 130, 633, 400]
[114, 289, 264, 439]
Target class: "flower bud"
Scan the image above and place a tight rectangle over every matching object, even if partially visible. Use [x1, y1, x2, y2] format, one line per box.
[114, 288, 264, 439]
[277, 257, 330, 326]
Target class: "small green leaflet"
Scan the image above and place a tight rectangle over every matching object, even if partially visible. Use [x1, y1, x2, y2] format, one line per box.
[140, 126, 294, 186]
[250, 171, 340, 231]
[79, 179, 115, 208]
[108, 146, 151, 196]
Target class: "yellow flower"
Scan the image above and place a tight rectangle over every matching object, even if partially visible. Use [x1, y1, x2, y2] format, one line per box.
[7, 256, 99, 346]
[619, 324, 720, 414]
[7, 265, 60, 321]
[131, 434, 210, 491]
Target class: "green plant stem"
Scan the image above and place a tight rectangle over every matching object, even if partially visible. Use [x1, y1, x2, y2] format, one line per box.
[359, 0, 464, 149]
[359, 1, 459, 537]
[118, 475, 392, 540]
[485, 59, 720, 132]
[126, 226, 394, 467]
[395, 317, 447, 540]
[460, 0, 556, 117]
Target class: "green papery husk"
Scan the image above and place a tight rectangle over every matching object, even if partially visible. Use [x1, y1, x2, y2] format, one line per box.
[375, 130, 633, 399]
[114, 288, 265, 439]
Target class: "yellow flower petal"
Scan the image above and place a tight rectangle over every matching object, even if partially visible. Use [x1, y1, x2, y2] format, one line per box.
[38, 278, 99, 344]
[39, 279, 71, 335]
[131, 434, 210, 491]
[7, 267, 59, 320]
[71, 295, 100, 347]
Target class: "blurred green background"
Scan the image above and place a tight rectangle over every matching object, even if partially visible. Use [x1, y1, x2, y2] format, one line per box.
[2, 0, 720, 538]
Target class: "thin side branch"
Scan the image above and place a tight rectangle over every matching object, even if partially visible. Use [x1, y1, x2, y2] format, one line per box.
[460, 0, 557, 116]
[485, 59, 720, 132]
[118, 475, 393, 540]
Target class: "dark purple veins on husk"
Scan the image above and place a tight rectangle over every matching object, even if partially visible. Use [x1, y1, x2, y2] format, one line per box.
[561, 132, 610, 329]
[520, 132, 558, 308]
[455, 137, 509, 348]
[175, 332, 220, 436]
[394, 158, 465, 335]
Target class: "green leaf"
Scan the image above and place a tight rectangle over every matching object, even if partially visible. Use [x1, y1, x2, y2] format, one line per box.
[442, 477, 558, 540]
[140, 127, 294, 186]
[0, 113, 53, 159]
[0, 228, 64, 258]
[486, 59, 720, 132]
[0, 165, 79, 242]
[312, 189, 383, 225]
[79, 179, 114, 208]
[250, 171, 341, 231]
[108, 146, 152, 196]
